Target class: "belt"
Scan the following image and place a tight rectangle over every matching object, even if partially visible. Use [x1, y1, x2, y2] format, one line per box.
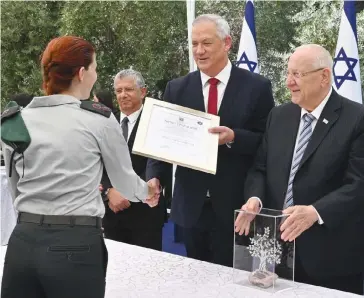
[18, 212, 102, 228]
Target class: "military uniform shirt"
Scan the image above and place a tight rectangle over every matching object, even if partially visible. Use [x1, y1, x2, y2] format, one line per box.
[2, 94, 148, 217]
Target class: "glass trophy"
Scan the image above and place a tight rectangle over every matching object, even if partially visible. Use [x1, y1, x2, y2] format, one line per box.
[233, 208, 295, 293]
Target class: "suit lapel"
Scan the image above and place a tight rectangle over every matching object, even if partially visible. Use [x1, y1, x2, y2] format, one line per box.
[118, 110, 141, 153]
[127, 113, 141, 151]
[218, 66, 240, 120]
[186, 72, 205, 112]
[298, 91, 341, 170]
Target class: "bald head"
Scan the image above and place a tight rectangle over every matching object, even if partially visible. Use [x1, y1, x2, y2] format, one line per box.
[293, 44, 333, 76]
[286, 44, 333, 111]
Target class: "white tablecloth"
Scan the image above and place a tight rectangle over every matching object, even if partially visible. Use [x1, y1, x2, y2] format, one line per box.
[0, 239, 361, 297]
[0, 166, 17, 246]
[0, 168, 361, 296]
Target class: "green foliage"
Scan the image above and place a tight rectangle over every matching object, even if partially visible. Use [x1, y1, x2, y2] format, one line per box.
[60, 1, 189, 98]
[1, 1, 363, 109]
[1, 1, 63, 108]
[255, 1, 304, 104]
[291, 1, 364, 97]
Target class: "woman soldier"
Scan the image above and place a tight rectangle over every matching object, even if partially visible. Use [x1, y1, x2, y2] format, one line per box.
[1, 36, 159, 298]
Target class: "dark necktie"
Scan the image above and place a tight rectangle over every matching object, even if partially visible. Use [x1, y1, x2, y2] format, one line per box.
[121, 116, 129, 141]
[207, 78, 220, 115]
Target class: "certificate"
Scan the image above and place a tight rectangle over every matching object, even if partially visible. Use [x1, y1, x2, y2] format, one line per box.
[132, 97, 220, 174]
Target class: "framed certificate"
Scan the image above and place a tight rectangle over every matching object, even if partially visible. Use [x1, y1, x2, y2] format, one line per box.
[132, 97, 220, 174]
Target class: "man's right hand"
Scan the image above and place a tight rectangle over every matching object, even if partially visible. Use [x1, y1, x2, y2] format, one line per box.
[107, 188, 131, 213]
[145, 178, 161, 208]
[234, 197, 261, 236]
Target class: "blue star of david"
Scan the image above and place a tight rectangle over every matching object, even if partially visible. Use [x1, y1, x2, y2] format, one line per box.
[333, 47, 358, 89]
[236, 52, 257, 72]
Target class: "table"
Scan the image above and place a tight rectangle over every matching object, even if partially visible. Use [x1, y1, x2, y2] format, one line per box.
[104, 240, 363, 297]
[0, 167, 362, 296]
[3, 239, 356, 298]
[0, 166, 17, 246]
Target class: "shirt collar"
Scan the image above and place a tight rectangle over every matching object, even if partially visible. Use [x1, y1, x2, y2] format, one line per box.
[200, 60, 232, 87]
[27, 94, 81, 108]
[120, 104, 143, 124]
[301, 88, 333, 120]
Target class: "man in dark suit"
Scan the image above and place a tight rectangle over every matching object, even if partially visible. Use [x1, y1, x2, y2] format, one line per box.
[101, 69, 166, 251]
[235, 44, 364, 294]
[147, 14, 275, 267]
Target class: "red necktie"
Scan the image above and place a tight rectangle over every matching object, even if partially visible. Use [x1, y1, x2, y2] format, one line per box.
[207, 78, 219, 115]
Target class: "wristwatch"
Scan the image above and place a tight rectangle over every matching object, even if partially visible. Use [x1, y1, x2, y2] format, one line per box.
[226, 140, 234, 148]
[102, 188, 111, 202]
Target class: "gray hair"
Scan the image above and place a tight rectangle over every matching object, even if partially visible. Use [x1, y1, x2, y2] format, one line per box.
[295, 44, 333, 83]
[193, 14, 230, 39]
[113, 69, 145, 88]
[295, 44, 333, 71]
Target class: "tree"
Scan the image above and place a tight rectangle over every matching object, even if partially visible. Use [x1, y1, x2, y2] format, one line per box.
[1, 1, 361, 108]
[1, 1, 63, 109]
[60, 1, 189, 98]
[255, 1, 304, 104]
[248, 227, 282, 272]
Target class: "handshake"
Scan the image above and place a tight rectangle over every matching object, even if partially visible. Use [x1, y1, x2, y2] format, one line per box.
[101, 178, 162, 213]
[145, 178, 161, 208]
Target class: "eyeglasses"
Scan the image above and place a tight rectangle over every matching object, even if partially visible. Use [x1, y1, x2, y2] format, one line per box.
[286, 68, 325, 79]
[115, 87, 136, 94]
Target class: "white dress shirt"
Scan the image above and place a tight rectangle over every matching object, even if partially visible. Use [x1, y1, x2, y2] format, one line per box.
[119, 105, 143, 142]
[200, 60, 232, 112]
[296, 88, 332, 144]
[200, 61, 232, 198]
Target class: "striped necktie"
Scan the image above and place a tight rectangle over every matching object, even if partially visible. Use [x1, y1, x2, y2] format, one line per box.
[284, 113, 316, 208]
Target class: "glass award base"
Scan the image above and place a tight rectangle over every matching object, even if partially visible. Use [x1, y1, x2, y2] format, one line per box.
[233, 208, 295, 293]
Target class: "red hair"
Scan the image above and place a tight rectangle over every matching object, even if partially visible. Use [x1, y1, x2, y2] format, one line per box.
[41, 36, 95, 95]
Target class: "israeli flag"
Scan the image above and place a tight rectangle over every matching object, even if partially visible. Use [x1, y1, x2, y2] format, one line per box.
[236, 0, 259, 74]
[333, 0, 362, 104]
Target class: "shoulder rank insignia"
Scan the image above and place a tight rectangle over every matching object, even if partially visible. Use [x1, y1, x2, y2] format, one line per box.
[1, 101, 31, 177]
[80, 100, 111, 118]
[1, 103, 21, 123]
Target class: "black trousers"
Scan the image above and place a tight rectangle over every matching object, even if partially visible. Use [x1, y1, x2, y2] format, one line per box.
[182, 200, 233, 267]
[295, 251, 364, 295]
[1, 222, 108, 298]
[104, 226, 162, 251]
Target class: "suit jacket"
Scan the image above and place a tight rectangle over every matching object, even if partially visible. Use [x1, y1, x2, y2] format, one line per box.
[245, 90, 364, 278]
[102, 113, 166, 230]
[146, 66, 275, 228]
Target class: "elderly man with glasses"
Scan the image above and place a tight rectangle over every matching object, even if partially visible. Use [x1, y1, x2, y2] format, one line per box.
[100, 69, 166, 251]
[235, 44, 364, 295]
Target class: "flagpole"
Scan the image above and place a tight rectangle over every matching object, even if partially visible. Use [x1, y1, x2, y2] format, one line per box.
[186, 0, 196, 72]
[169, 0, 197, 222]
[179, 0, 196, 188]
[169, 1, 197, 242]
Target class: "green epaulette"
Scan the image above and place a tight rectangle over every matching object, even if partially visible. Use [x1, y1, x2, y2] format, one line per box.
[80, 100, 111, 118]
[1, 101, 31, 177]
